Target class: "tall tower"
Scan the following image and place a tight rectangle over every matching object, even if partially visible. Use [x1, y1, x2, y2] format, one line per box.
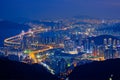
[104, 38, 107, 45]
[117, 40, 120, 45]
[91, 40, 97, 56]
[86, 39, 89, 53]
[19, 30, 25, 50]
[27, 29, 35, 49]
[90, 40, 95, 53]
[108, 38, 112, 45]
[113, 39, 116, 49]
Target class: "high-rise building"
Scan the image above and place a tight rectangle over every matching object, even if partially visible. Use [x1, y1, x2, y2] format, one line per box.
[84, 39, 92, 53]
[108, 38, 112, 45]
[64, 37, 77, 54]
[117, 40, 120, 45]
[104, 45, 115, 59]
[104, 38, 107, 45]
[20, 30, 35, 50]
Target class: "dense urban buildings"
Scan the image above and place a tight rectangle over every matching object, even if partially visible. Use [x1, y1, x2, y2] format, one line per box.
[0, 18, 120, 79]
[0, 0, 120, 79]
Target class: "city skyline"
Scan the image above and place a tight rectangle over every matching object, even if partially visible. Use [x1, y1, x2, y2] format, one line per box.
[0, 0, 120, 80]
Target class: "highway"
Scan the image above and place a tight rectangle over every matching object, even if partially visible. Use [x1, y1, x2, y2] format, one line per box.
[4, 28, 53, 63]
[29, 45, 53, 63]
[4, 28, 46, 45]
[4, 27, 71, 63]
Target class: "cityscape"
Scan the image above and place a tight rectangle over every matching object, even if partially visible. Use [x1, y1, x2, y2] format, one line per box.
[0, 18, 120, 79]
[0, 0, 120, 80]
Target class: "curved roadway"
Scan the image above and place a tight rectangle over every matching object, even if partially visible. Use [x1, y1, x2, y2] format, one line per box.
[4, 28, 53, 63]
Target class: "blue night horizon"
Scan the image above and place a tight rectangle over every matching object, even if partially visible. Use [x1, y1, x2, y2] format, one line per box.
[0, 0, 120, 20]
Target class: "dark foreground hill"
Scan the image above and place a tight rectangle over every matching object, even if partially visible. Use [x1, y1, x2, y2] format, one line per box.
[0, 57, 58, 80]
[69, 59, 120, 80]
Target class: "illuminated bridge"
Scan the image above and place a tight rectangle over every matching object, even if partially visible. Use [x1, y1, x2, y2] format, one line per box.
[4, 28, 53, 63]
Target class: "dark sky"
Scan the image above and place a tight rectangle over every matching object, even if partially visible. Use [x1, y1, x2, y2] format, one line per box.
[0, 0, 120, 20]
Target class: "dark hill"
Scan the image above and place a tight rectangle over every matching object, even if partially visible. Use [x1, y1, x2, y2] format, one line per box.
[0, 57, 58, 80]
[69, 59, 120, 80]
[0, 20, 30, 46]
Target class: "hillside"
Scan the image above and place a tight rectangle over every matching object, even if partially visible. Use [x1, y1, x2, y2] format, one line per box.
[69, 59, 120, 80]
[0, 57, 58, 80]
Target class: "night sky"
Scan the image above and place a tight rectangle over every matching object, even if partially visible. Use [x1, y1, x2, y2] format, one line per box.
[0, 0, 120, 20]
